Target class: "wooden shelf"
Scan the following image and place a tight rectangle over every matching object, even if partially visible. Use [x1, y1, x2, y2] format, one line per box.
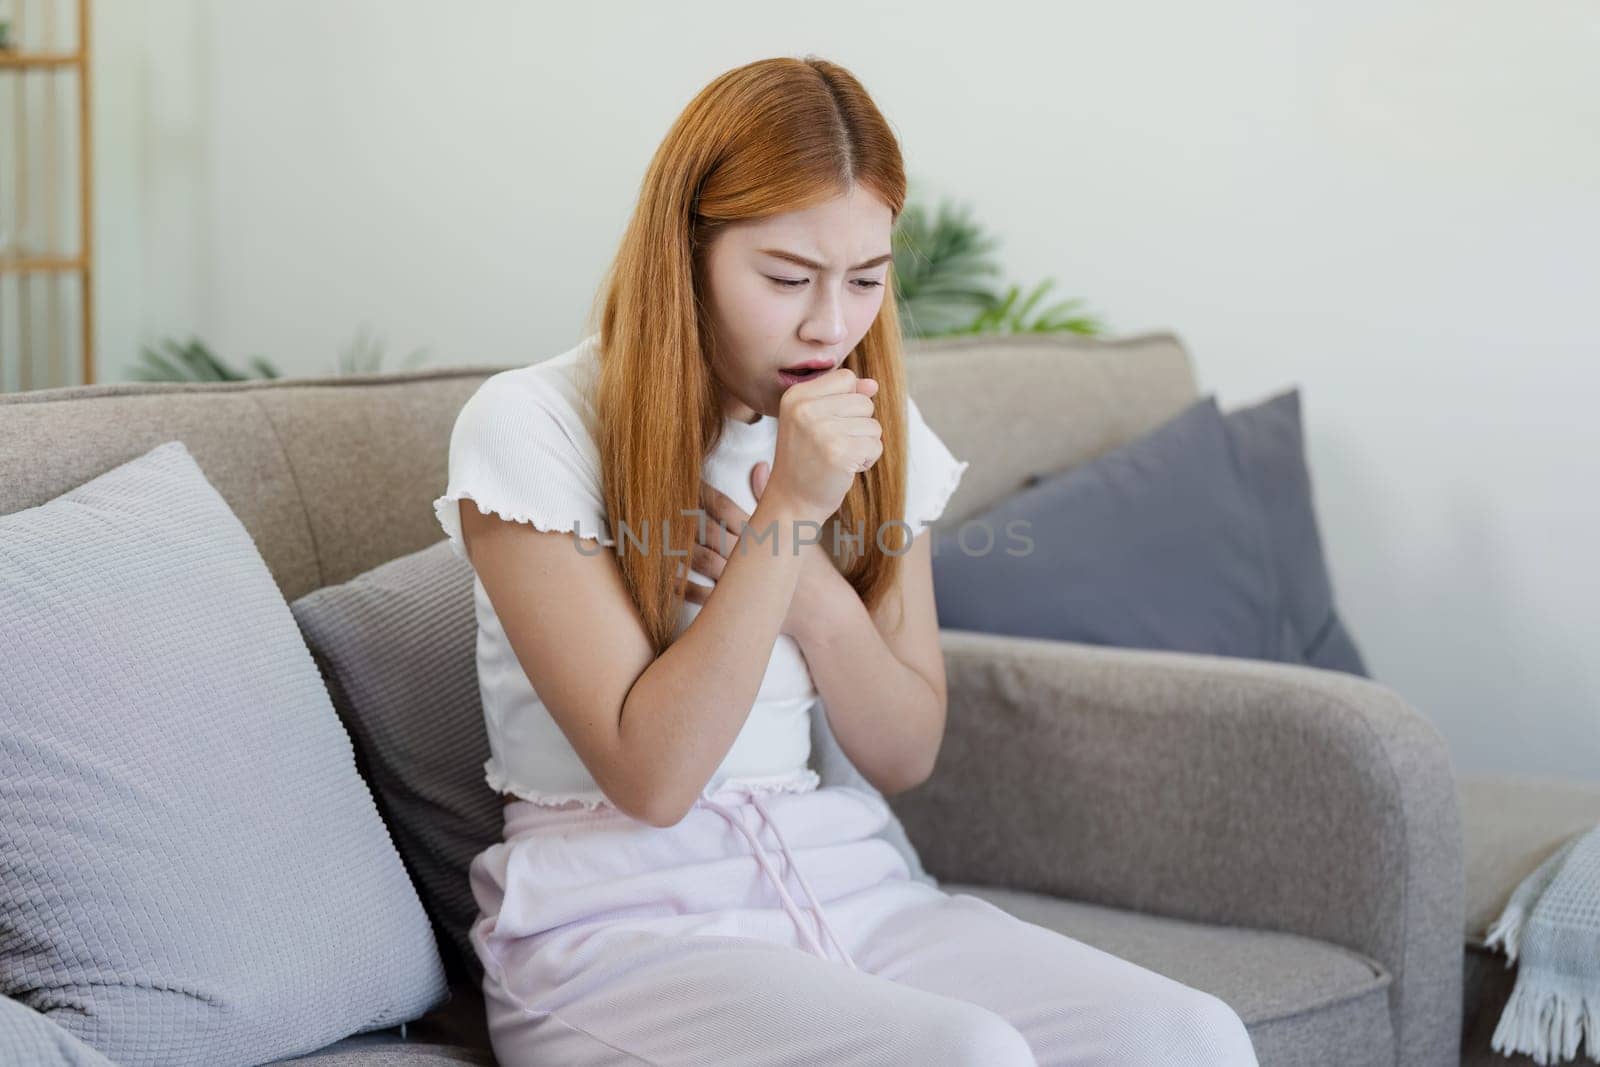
[1, 0, 94, 387]
[0, 50, 83, 70]
[0, 254, 88, 274]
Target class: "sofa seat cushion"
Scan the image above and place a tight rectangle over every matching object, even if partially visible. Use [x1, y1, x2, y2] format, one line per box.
[265, 1033, 492, 1065]
[282, 886, 1397, 1066]
[945, 882, 1396, 1066]
[266, 978, 494, 1065]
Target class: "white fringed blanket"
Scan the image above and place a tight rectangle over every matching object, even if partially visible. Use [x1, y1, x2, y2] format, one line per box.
[1485, 825, 1600, 1065]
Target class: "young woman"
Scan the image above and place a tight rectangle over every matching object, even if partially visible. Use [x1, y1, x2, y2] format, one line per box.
[433, 55, 1259, 1067]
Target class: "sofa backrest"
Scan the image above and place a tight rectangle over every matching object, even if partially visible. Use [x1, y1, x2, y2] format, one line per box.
[0, 332, 1198, 601]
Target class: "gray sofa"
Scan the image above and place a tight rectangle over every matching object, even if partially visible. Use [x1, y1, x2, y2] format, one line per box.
[2, 330, 1594, 1066]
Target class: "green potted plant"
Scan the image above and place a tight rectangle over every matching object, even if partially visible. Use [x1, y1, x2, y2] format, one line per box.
[892, 184, 1105, 338]
[129, 327, 429, 382]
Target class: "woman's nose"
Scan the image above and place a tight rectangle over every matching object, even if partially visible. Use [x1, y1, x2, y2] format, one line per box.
[800, 291, 847, 345]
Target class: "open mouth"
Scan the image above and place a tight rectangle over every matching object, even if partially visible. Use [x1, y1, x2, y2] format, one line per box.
[778, 361, 835, 385]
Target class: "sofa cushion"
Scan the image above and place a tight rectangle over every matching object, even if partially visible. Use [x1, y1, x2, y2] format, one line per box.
[263, 1031, 493, 1065]
[288, 539, 939, 993]
[0, 440, 448, 1066]
[1224, 389, 1368, 675]
[902, 332, 1200, 529]
[948, 883, 1396, 1066]
[264, 976, 496, 1065]
[932, 396, 1293, 660]
[930, 389, 1371, 676]
[289, 540, 505, 987]
[285, 882, 1403, 1065]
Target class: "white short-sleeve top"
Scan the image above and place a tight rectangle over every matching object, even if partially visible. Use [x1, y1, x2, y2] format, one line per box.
[432, 333, 969, 808]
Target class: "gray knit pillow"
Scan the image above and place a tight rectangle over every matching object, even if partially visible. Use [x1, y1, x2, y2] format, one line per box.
[0, 440, 448, 1067]
[290, 539, 503, 988]
[288, 537, 935, 987]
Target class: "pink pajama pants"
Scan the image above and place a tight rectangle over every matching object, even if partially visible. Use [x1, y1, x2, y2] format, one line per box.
[467, 779, 1260, 1066]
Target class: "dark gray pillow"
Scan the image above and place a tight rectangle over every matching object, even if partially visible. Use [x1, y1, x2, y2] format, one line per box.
[289, 539, 937, 979]
[932, 391, 1371, 676]
[0, 441, 448, 1066]
[290, 540, 503, 990]
[932, 396, 1297, 660]
[1223, 389, 1369, 676]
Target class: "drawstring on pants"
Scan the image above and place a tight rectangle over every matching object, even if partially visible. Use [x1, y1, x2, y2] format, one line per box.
[696, 786, 859, 971]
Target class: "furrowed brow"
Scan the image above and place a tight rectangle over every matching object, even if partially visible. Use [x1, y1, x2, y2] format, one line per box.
[759, 248, 893, 272]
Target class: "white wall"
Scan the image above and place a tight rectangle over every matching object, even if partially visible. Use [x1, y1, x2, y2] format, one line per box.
[92, 0, 1600, 780]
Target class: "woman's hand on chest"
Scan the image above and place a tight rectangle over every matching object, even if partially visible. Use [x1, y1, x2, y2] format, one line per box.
[682, 462, 853, 643]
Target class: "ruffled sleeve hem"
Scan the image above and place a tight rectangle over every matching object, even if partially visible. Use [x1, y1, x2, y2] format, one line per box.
[700, 767, 822, 801]
[433, 364, 616, 563]
[907, 456, 971, 538]
[432, 490, 617, 564]
[486, 759, 821, 810]
[904, 394, 970, 537]
[485, 759, 616, 809]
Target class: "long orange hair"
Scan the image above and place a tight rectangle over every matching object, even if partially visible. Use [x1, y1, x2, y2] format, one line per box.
[585, 55, 911, 655]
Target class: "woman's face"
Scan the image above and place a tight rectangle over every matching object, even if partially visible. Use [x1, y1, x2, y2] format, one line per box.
[701, 184, 894, 424]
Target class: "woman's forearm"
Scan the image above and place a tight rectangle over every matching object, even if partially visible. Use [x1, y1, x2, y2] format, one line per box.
[789, 574, 944, 795]
[615, 494, 810, 824]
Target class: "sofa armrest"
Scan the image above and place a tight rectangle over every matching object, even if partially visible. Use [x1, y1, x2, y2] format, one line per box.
[890, 629, 1464, 1067]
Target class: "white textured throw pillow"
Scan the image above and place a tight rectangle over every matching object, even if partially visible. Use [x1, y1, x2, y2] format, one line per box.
[0, 441, 447, 1066]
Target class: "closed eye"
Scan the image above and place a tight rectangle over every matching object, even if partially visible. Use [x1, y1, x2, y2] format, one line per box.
[767, 277, 885, 290]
